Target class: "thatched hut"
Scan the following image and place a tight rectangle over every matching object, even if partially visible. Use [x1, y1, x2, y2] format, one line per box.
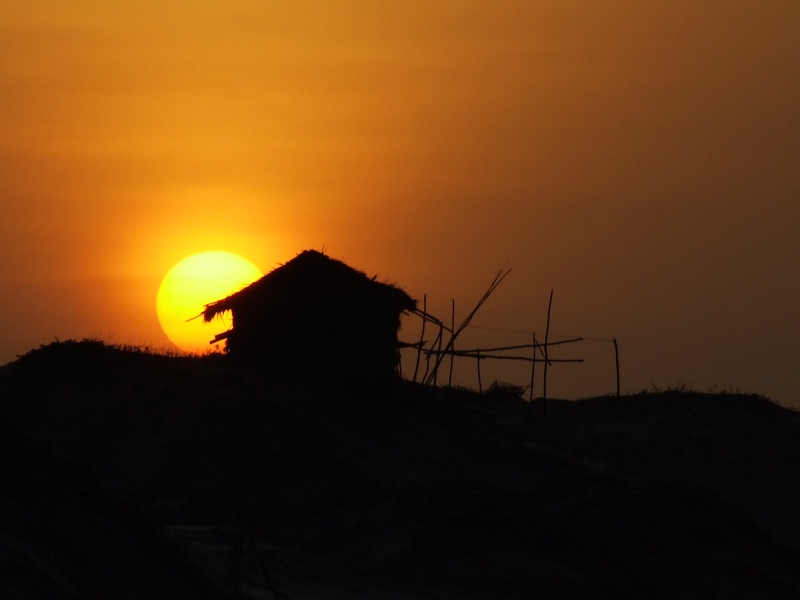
[203, 250, 416, 387]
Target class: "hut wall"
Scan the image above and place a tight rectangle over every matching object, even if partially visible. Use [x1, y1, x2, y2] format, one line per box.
[225, 296, 403, 387]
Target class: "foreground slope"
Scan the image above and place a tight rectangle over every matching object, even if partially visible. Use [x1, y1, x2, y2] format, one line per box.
[1, 340, 800, 599]
[0, 416, 223, 599]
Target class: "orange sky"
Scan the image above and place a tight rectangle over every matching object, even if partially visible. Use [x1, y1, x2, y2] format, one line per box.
[2, 1, 799, 404]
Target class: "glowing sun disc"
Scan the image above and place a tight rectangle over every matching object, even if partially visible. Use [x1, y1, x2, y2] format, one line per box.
[157, 251, 262, 353]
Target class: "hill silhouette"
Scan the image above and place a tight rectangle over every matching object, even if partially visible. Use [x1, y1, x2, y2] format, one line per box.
[1, 339, 800, 599]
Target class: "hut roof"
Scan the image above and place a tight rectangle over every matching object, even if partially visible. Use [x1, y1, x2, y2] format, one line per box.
[202, 250, 416, 322]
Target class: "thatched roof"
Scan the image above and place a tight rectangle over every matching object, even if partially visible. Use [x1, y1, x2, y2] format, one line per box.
[202, 250, 416, 323]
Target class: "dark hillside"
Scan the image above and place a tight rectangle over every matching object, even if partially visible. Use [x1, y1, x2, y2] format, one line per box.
[0, 416, 223, 599]
[538, 392, 800, 551]
[2, 340, 800, 599]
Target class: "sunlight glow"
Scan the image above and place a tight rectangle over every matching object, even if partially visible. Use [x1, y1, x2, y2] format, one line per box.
[156, 251, 262, 353]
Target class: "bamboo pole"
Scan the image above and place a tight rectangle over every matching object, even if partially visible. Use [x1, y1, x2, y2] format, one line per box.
[476, 348, 482, 395]
[422, 325, 439, 383]
[527, 332, 536, 427]
[412, 294, 427, 383]
[433, 323, 443, 387]
[432, 338, 582, 354]
[425, 268, 511, 386]
[542, 290, 553, 431]
[613, 337, 620, 397]
[421, 350, 582, 363]
[397, 349, 403, 378]
[448, 299, 455, 387]
[409, 307, 451, 331]
[542, 290, 553, 401]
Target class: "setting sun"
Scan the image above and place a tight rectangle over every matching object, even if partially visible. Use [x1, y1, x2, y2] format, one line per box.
[156, 252, 262, 353]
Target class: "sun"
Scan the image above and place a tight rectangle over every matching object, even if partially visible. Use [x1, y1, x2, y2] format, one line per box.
[157, 251, 263, 353]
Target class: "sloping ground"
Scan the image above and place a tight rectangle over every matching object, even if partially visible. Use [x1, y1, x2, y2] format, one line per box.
[0, 416, 224, 600]
[1, 340, 800, 599]
[536, 392, 800, 551]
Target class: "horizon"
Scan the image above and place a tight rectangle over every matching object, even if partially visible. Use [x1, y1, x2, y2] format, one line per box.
[2, 1, 798, 406]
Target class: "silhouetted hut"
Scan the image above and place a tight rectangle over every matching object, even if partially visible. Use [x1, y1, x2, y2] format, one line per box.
[202, 250, 416, 387]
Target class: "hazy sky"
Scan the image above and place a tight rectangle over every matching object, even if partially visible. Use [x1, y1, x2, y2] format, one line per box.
[2, 1, 798, 404]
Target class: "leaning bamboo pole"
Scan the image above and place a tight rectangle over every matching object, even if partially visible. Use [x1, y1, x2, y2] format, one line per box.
[542, 290, 553, 430]
[422, 324, 440, 384]
[432, 323, 444, 387]
[542, 290, 553, 401]
[424, 268, 511, 386]
[476, 348, 482, 395]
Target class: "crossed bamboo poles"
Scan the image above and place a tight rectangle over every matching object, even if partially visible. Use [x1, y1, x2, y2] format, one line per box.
[402, 269, 585, 397]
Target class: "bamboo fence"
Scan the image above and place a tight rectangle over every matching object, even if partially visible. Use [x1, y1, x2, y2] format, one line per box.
[400, 273, 621, 408]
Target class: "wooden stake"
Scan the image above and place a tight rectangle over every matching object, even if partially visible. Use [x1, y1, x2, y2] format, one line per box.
[412, 294, 427, 383]
[542, 291, 553, 431]
[397, 349, 403, 379]
[527, 332, 536, 427]
[433, 324, 443, 387]
[613, 337, 620, 397]
[448, 299, 455, 387]
[422, 325, 439, 383]
[476, 348, 482, 395]
[542, 290, 553, 401]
